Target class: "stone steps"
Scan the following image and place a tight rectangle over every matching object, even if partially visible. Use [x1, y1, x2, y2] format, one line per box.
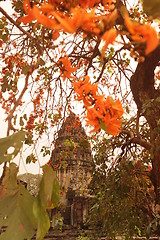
[1, 227, 160, 239]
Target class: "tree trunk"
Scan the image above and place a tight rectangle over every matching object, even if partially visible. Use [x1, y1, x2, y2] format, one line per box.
[151, 133, 160, 205]
[130, 46, 160, 206]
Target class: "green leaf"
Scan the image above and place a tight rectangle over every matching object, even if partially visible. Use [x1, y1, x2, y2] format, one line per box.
[0, 163, 37, 240]
[2, 34, 8, 42]
[99, 120, 107, 132]
[13, 115, 17, 125]
[143, 0, 160, 18]
[51, 172, 60, 208]
[39, 58, 45, 66]
[0, 131, 26, 164]
[19, 117, 24, 126]
[22, 65, 30, 75]
[126, 105, 130, 114]
[26, 153, 37, 164]
[33, 198, 50, 240]
[23, 113, 27, 121]
[33, 165, 60, 240]
[40, 165, 60, 209]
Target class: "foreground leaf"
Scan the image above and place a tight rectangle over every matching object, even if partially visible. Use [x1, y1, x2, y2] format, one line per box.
[40, 164, 60, 208]
[0, 163, 37, 240]
[0, 131, 26, 164]
[33, 198, 50, 240]
[33, 164, 60, 240]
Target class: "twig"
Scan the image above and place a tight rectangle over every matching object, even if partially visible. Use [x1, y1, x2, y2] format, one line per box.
[0, 6, 42, 53]
[6, 57, 41, 135]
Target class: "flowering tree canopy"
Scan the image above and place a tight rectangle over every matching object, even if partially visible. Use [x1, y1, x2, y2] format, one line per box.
[0, 0, 160, 239]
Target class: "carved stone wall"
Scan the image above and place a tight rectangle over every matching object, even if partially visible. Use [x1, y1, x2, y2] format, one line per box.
[51, 112, 92, 227]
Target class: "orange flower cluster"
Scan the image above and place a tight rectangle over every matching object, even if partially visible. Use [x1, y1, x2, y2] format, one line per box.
[73, 76, 124, 135]
[26, 114, 35, 130]
[73, 76, 99, 107]
[78, 0, 100, 8]
[124, 12, 159, 55]
[101, 28, 117, 57]
[19, 1, 100, 34]
[18, 0, 118, 55]
[19, 1, 159, 57]
[58, 56, 77, 81]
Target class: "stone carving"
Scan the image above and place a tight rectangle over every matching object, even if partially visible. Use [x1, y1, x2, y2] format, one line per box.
[18, 173, 42, 197]
[51, 112, 92, 228]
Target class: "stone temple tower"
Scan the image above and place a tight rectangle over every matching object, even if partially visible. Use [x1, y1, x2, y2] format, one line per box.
[51, 112, 92, 227]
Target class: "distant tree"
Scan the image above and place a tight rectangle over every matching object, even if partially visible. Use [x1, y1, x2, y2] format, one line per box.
[89, 123, 156, 238]
[0, 0, 160, 239]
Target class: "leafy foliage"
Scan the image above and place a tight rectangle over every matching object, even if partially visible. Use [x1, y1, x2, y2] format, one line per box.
[89, 134, 155, 239]
[0, 163, 60, 240]
[33, 164, 60, 240]
[0, 163, 37, 240]
[0, 17, 9, 43]
[0, 131, 26, 164]
[0, 0, 160, 238]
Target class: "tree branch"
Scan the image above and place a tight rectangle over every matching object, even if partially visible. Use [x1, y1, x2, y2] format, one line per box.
[6, 57, 40, 135]
[0, 6, 42, 52]
[121, 129, 151, 150]
[130, 45, 160, 125]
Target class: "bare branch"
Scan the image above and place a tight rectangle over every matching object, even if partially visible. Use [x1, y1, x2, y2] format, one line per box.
[0, 6, 42, 52]
[121, 129, 151, 150]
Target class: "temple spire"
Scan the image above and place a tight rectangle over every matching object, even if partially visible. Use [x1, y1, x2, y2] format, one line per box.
[51, 112, 92, 227]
